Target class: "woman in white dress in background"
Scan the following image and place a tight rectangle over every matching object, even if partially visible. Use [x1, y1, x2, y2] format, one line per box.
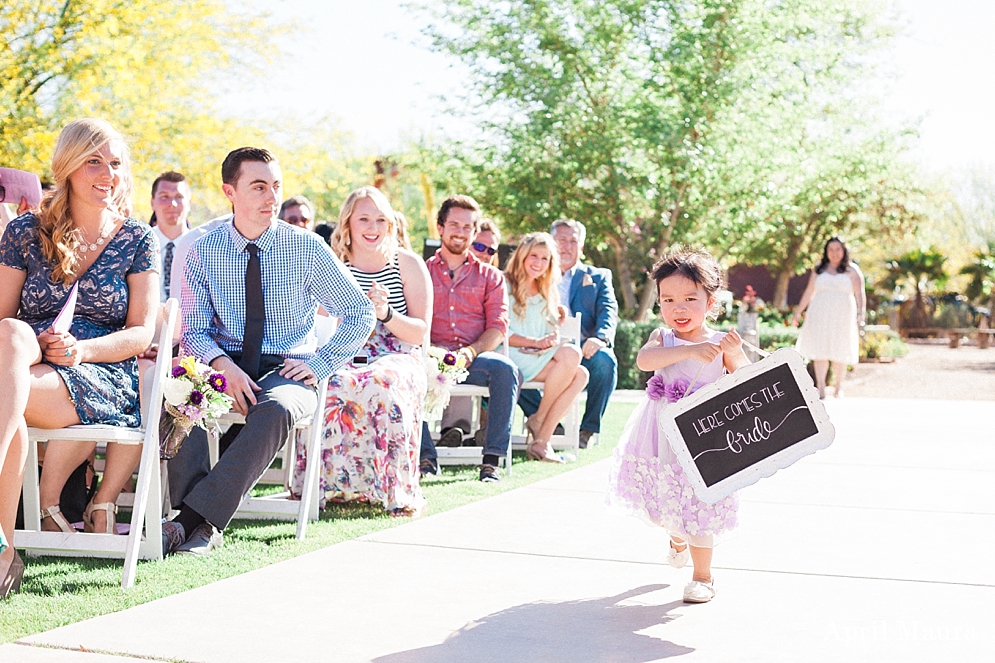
[791, 237, 866, 398]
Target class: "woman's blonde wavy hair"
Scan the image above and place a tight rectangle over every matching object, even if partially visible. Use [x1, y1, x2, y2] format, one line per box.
[38, 118, 132, 285]
[330, 186, 398, 263]
[504, 232, 561, 320]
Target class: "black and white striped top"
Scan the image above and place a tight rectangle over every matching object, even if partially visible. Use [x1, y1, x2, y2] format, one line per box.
[348, 258, 408, 315]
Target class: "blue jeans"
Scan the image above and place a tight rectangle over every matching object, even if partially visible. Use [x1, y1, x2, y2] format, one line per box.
[518, 347, 617, 433]
[420, 351, 522, 461]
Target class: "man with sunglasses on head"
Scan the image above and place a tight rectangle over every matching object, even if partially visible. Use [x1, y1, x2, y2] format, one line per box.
[470, 219, 501, 266]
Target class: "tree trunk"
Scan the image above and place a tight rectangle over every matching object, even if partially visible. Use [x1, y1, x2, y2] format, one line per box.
[609, 235, 637, 313]
[634, 189, 684, 321]
[772, 269, 793, 311]
[772, 236, 806, 311]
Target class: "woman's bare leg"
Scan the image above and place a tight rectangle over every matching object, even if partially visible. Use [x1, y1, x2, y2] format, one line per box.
[531, 346, 583, 441]
[1, 319, 77, 569]
[537, 367, 588, 442]
[0, 426, 27, 576]
[87, 443, 142, 532]
[813, 360, 829, 399]
[832, 361, 847, 397]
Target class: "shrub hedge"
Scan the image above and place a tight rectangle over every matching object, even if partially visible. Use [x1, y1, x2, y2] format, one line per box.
[614, 321, 906, 389]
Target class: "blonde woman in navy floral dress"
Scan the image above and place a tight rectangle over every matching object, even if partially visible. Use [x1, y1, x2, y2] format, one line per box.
[291, 187, 430, 517]
[0, 119, 158, 598]
[607, 246, 749, 604]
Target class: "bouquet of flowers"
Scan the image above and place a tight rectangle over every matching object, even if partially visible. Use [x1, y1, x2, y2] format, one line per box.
[159, 355, 235, 459]
[422, 347, 470, 421]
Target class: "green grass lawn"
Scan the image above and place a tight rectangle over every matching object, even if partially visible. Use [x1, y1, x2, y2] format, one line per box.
[1, 400, 638, 643]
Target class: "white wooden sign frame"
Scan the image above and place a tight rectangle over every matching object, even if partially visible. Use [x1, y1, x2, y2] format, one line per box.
[660, 348, 835, 504]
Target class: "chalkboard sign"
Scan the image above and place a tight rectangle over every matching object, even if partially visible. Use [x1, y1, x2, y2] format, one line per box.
[660, 348, 834, 503]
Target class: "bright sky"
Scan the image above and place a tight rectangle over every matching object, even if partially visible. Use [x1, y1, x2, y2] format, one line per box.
[233, 0, 995, 174]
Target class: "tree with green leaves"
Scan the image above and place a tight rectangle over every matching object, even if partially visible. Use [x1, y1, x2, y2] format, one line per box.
[882, 247, 948, 329]
[960, 243, 995, 316]
[1, 0, 273, 215]
[422, 0, 921, 318]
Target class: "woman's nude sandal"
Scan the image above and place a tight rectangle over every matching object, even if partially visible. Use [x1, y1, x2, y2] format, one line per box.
[526, 441, 565, 464]
[40, 505, 75, 533]
[83, 501, 118, 534]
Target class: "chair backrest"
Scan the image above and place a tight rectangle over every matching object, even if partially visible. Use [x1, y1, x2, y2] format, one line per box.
[561, 312, 582, 346]
[314, 312, 338, 346]
[141, 299, 179, 430]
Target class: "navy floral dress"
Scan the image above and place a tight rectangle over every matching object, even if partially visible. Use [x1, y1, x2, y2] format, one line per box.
[0, 213, 159, 427]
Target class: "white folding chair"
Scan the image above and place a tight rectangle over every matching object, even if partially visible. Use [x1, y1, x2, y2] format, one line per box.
[430, 383, 514, 475]
[207, 312, 336, 539]
[210, 380, 327, 540]
[510, 312, 586, 457]
[16, 298, 179, 589]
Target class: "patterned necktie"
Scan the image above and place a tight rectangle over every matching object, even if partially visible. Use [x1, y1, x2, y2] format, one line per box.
[163, 242, 174, 298]
[240, 244, 264, 380]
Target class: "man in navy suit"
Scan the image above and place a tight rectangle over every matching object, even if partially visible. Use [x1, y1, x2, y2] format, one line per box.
[519, 219, 618, 447]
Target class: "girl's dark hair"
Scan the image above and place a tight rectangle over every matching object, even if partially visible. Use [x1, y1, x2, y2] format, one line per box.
[650, 245, 724, 296]
[815, 237, 850, 274]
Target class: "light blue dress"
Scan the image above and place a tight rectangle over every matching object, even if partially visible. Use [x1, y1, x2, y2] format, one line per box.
[506, 292, 558, 382]
[0, 213, 158, 427]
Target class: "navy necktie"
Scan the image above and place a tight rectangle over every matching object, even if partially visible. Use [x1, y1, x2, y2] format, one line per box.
[240, 244, 264, 380]
[163, 242, 174, 298]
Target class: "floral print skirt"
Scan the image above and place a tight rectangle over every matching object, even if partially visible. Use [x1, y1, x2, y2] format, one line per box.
[606, 396, 738, 547]
[291, 351, 427, 515]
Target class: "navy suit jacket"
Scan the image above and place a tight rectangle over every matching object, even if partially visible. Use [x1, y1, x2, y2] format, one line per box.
[567, 263, 619, 347]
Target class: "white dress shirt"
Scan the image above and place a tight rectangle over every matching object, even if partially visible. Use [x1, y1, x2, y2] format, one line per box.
[151, 224, 190, 302]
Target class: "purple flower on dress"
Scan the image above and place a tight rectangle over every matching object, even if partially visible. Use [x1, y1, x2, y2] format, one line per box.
[189, 389, 204, 405]
[646, 375, 668, 401]
[665, 378, 689, 403]
[443, 353, 457, 366]
[171, 365, 187, 378]
[209, 373, 227, 392]
[646, 376, 690, 403]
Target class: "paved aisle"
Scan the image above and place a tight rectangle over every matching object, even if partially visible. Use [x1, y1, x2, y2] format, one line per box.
[4, 398, 993, 662]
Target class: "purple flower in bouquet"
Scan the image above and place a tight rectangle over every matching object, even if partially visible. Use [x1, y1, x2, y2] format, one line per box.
[209, 373, 227, 392]
[646, 375, 668, 401]
[172, 365, 187, 378]
[665, 379, 689, 403]
[443, 353, 457, 366]
[189, 389, 204, 405]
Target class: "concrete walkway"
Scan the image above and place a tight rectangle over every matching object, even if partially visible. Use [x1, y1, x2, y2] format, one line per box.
[3, 397, 993, 662]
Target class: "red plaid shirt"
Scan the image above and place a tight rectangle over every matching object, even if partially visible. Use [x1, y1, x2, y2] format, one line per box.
[426, 251, 509, 350]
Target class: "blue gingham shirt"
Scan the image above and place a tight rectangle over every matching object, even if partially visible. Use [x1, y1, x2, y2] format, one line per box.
[181, 220, 375, 381]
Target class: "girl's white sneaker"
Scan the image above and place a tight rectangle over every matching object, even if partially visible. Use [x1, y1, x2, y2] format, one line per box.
[683, 579, 716, 603]
[666, 539, 690, 569]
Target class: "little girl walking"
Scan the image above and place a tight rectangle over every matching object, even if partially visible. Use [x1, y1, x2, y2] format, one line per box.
[607, 246, 749, 604]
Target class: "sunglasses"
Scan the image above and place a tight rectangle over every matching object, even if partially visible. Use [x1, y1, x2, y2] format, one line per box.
[472, 241, 497, 256]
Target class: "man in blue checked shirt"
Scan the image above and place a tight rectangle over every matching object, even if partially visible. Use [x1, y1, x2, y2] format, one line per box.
[163, 147, 375, 556]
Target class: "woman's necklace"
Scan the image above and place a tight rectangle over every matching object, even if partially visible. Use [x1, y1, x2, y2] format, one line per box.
[77, 223, 113, 254]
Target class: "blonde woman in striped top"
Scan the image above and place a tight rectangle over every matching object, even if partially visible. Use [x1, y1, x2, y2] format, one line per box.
[291, 186, 431, 517]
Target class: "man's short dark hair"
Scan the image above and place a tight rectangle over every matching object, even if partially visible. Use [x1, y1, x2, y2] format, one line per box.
[151, 171, 186, 198]
[222, 147, 276, 187]
[436, 194, 481, 229]
[280, 195, 314, 219]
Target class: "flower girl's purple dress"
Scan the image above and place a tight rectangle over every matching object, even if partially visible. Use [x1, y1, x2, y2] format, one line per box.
[607, 328, 739, 547]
